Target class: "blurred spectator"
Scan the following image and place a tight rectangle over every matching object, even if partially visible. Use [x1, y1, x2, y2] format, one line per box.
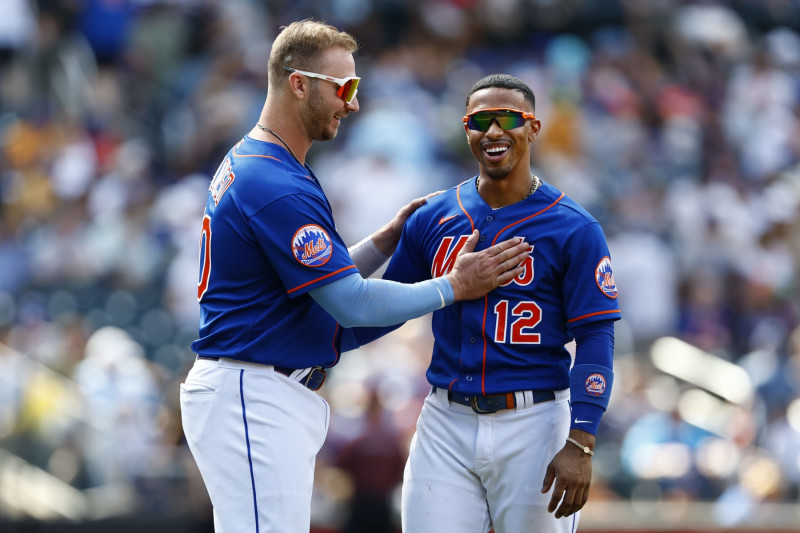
[71, 326, 163, 489]
[78, 0, 136, 65]
[336, 387, 406, 533]
[0, 0, 35, 62]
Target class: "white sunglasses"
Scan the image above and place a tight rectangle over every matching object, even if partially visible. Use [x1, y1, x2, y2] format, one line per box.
[283, 66, 360, 104]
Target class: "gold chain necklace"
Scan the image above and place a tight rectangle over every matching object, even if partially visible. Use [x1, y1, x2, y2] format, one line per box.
[476, 174, 540, 201]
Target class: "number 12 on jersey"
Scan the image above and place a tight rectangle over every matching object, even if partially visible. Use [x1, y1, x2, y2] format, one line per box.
[493, 300, 542, 344]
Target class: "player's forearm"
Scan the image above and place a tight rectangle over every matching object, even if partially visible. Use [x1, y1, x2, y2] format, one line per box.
[348, 235, 391, 277]
[310, 273, 454, 328]
[569, 320, 615, 435]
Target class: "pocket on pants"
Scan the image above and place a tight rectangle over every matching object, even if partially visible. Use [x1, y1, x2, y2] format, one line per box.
[180, 380, 218, 450]
[180, 381, 216, 394]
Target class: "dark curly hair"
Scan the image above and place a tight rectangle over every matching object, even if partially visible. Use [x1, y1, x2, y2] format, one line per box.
[465, 74, 536, 111]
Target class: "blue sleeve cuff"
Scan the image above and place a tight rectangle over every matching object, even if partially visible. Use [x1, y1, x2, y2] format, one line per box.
[569, 363, 613, 437]
[570, 402, 605, 436]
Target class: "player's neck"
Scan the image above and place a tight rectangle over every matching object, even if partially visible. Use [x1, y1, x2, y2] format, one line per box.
[476, 171, 540, 209]
[252, 104, 311, 165]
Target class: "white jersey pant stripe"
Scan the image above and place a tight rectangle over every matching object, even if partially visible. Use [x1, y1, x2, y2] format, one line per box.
[402, 386, 577, 533]
[180, 358, 329, 533]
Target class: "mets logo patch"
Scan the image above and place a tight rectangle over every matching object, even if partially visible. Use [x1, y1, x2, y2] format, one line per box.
[585, 373, 607, 396]
[594, 257, 617, 298]
[292, 224, 333, 267]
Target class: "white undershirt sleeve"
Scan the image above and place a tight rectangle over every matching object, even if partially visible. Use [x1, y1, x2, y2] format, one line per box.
[347, 235, 391, 278]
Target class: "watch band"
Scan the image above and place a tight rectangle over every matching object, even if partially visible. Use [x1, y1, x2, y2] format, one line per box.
[566, 437, 594, 456]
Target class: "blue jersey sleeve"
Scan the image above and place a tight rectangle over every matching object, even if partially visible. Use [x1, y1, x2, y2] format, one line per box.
[569, 320, 615, 435]
[382, 210, 433, 284]
[563, 222, 621, 328]
[251, 193, 357, 298]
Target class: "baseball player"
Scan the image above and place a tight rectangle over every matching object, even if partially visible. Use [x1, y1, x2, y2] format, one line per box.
[179, 22, 531, 533]
[355, 74, 621, 532]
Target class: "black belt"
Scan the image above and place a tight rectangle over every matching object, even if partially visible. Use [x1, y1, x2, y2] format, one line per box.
[437, 387, 555, 414]
[196, 356, 327, 391]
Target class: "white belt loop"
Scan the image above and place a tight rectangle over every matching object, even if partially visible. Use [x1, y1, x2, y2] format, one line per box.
[513, 390, 536, 411]
[434, 386, 450, 405]
[554, 388, 570, 403]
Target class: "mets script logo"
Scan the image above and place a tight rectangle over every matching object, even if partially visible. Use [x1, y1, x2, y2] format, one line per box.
[292, 224, 333, 267]
[585, 373, 606, 396]
[594, 257, 617, 298]
[431, 235, 470, 277]
[431, 235, 533, 286]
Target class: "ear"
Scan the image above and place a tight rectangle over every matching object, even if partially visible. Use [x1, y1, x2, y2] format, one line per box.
[528, 118, 542, 142]
[287, 72, 308, 100]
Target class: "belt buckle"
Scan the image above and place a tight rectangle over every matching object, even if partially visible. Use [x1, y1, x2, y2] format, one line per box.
[302, 367, 327, 391]
[469, 396, 497, 414]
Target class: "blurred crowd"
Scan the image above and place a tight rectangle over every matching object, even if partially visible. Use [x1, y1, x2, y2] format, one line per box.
[2, 0, 800, 529]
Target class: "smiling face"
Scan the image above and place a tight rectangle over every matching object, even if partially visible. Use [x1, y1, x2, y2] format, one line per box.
[465, 87, 540, 181]
[300, 47, 360, 141]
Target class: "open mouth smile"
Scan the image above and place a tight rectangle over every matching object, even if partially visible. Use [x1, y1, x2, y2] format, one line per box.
[483, 144, 509, 161]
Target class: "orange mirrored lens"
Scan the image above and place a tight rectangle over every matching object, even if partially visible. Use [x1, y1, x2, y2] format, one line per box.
[337, 79, 359, 103]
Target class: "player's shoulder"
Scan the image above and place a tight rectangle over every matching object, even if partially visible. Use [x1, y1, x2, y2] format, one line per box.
[538, 180, 599, 225]
[402, 180, 465, 225]
[417, 179, 467, 210]
[206, 137, 323, 217]
[225, 136, 320, 198]
[231, 137, 308, 181]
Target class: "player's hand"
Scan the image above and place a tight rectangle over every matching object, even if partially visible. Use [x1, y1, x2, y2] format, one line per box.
[446, 231, 530, 301]
[541, 430, 595, 518]
[372, 191, 443, 256]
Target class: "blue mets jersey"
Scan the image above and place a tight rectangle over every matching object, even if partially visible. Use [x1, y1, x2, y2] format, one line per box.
[382, 177, 622, 395]
[191, 136, 357, 368]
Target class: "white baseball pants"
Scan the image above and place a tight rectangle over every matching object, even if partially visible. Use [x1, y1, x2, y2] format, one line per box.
[402, 386, 578, 533]
[180, 358, 329, 533]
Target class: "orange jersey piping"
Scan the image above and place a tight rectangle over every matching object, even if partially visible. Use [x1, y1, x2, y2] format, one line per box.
[490, 193, 565, 246]
[233, 142, 314, 179]
[567, 309, 621, 323]
[286, 265, 357, 294]
[456, 181, 476, 232]
[232, 141, 281, 162]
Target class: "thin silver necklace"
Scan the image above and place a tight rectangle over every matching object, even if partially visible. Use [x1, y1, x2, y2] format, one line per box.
[476, 174, 540, 201]
[256, 123, 302, 165]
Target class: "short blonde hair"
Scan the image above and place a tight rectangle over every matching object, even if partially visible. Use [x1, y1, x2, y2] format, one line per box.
[268, 20, 358, 86]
